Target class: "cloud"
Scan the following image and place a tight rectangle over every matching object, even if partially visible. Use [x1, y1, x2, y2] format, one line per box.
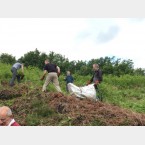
[76, 19, 120, 44]
[1, 18, 145, 69]
[96, 25, 120, 43]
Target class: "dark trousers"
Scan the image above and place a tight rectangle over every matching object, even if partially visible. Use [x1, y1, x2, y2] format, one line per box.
[9, 67, 21, 86]
[94, 84, 103, 101]
[94, 84, 98, 90]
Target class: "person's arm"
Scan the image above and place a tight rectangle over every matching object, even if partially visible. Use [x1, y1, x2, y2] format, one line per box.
[57, 66, 60, 73]
[56, 66, 60, 77]
[40, 70, 47, 80]
[21, 64, 24, 74]
[64, 76, 67, 81]
[86, 75, 93, 85]
[41, 65, 47, 80]
[90, 76, 93, 83]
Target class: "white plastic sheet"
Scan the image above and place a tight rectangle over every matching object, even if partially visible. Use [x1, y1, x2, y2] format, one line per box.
[67, 83, 97, 100]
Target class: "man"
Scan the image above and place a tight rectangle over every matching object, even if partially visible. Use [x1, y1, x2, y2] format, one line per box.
[40, 59, 62, 92]
[0, 106, 20, 126]
[87, 64, 103, 89]
[9, 62, 24, 86]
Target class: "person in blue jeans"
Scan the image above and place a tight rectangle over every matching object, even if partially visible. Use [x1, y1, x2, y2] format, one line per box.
[9, 62, 24, 86]
[64, 71, 74, 92]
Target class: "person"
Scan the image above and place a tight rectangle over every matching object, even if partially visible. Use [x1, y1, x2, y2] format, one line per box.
[0, 106, 20, 126]
[9, 62, 24, 86]
[87, 64, 103, 89]
[64, 71, 74, 92]
[40, 59, 62, 92]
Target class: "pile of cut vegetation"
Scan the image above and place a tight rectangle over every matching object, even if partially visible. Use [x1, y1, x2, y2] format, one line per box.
[0, 82, 29, 100]
[8, 90, 145, 126]
[1, 81, 145, 126]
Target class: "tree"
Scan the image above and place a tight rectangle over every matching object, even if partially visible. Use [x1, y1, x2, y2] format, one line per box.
[0, 53, 16, 64]
[17, 49, 140, 76]
[38, 52, 49, 69]
[134, 68, 145, 76]
[47, 51, 69, 73]
[18, 48, 41, 68]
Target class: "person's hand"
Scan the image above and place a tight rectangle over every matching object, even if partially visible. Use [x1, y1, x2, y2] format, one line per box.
[21, 74, 25, 80]
[57, 72, 60, 77]
[40, 75, 45, 81]
[86, 80, 91, 86]
[94, 80, 99, 86]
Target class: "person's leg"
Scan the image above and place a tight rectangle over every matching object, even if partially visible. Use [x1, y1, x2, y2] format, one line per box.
[94, 84, 98, 90]
[52, 73, 62, 92]
[9, 67, 17, 86]
[42, 74, 51, 92]
[16, 74, 21, 83]
[66, 84, 69, 92]
[94, 84, 103, 101]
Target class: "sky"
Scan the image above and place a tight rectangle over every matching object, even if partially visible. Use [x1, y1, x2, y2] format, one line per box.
[0, 18, 145, 69]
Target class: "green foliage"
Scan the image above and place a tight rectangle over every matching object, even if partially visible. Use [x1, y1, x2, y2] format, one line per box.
[18, 48, 46, 69]
[0, 62, 11, 81]
[31, 100, 55, 117]
[0, 53, 16, 65]
[18, 49, 69, 71]
[1, 58, 145, 115]
[134, 68, 145, 76]
[1, 49, 145, 77]
[16, 49, 143, 76]
[98, 75, 145, 113]
[26, 114, 40, 126]
[1, 62, 145, 126]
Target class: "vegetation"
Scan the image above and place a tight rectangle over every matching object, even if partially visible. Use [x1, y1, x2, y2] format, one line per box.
[0, 49, 143, 76]
[0, 62, 145, 114]
[0, 53, 16, 65]
[0, 49, 145, 125]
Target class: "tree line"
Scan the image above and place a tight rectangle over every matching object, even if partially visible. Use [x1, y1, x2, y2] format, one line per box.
[0, 49, 145, 76]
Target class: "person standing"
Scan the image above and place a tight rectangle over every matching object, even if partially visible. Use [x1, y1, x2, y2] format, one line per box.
[87, 64, 103, 89]
[64, 71, 74, 92]
[9, 62, 24, 86]
[40, 59, 62, 92]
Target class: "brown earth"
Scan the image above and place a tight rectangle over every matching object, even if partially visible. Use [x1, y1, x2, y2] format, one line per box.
[1, 82, 145, 126]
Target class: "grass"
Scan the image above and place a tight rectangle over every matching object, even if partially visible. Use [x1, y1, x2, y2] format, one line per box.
[1, 62, 145, 115]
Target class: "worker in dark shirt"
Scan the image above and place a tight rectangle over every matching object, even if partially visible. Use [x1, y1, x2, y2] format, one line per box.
[64, 71, 74, 92]
[40, 59, 62, 92]
[87, 64, 103, 89]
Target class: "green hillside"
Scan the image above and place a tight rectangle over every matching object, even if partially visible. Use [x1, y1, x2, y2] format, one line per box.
[1, 62, 145, 125]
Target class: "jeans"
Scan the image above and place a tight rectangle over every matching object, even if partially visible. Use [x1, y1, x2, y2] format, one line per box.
[9, 67, 21, 86]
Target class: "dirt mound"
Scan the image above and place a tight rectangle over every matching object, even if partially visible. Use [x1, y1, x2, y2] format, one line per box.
[0, 83, 29, 100]
[47, 93, 145, 126]
[8, 90, 145, 126]
[0, 90, 22, 99]
[1, 82, 145, 126]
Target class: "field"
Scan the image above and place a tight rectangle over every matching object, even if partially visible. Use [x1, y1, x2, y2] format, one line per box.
[1, 62, 145, 126]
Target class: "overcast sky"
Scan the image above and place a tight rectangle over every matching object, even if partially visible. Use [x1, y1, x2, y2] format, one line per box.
[0, 18, 145, 68]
